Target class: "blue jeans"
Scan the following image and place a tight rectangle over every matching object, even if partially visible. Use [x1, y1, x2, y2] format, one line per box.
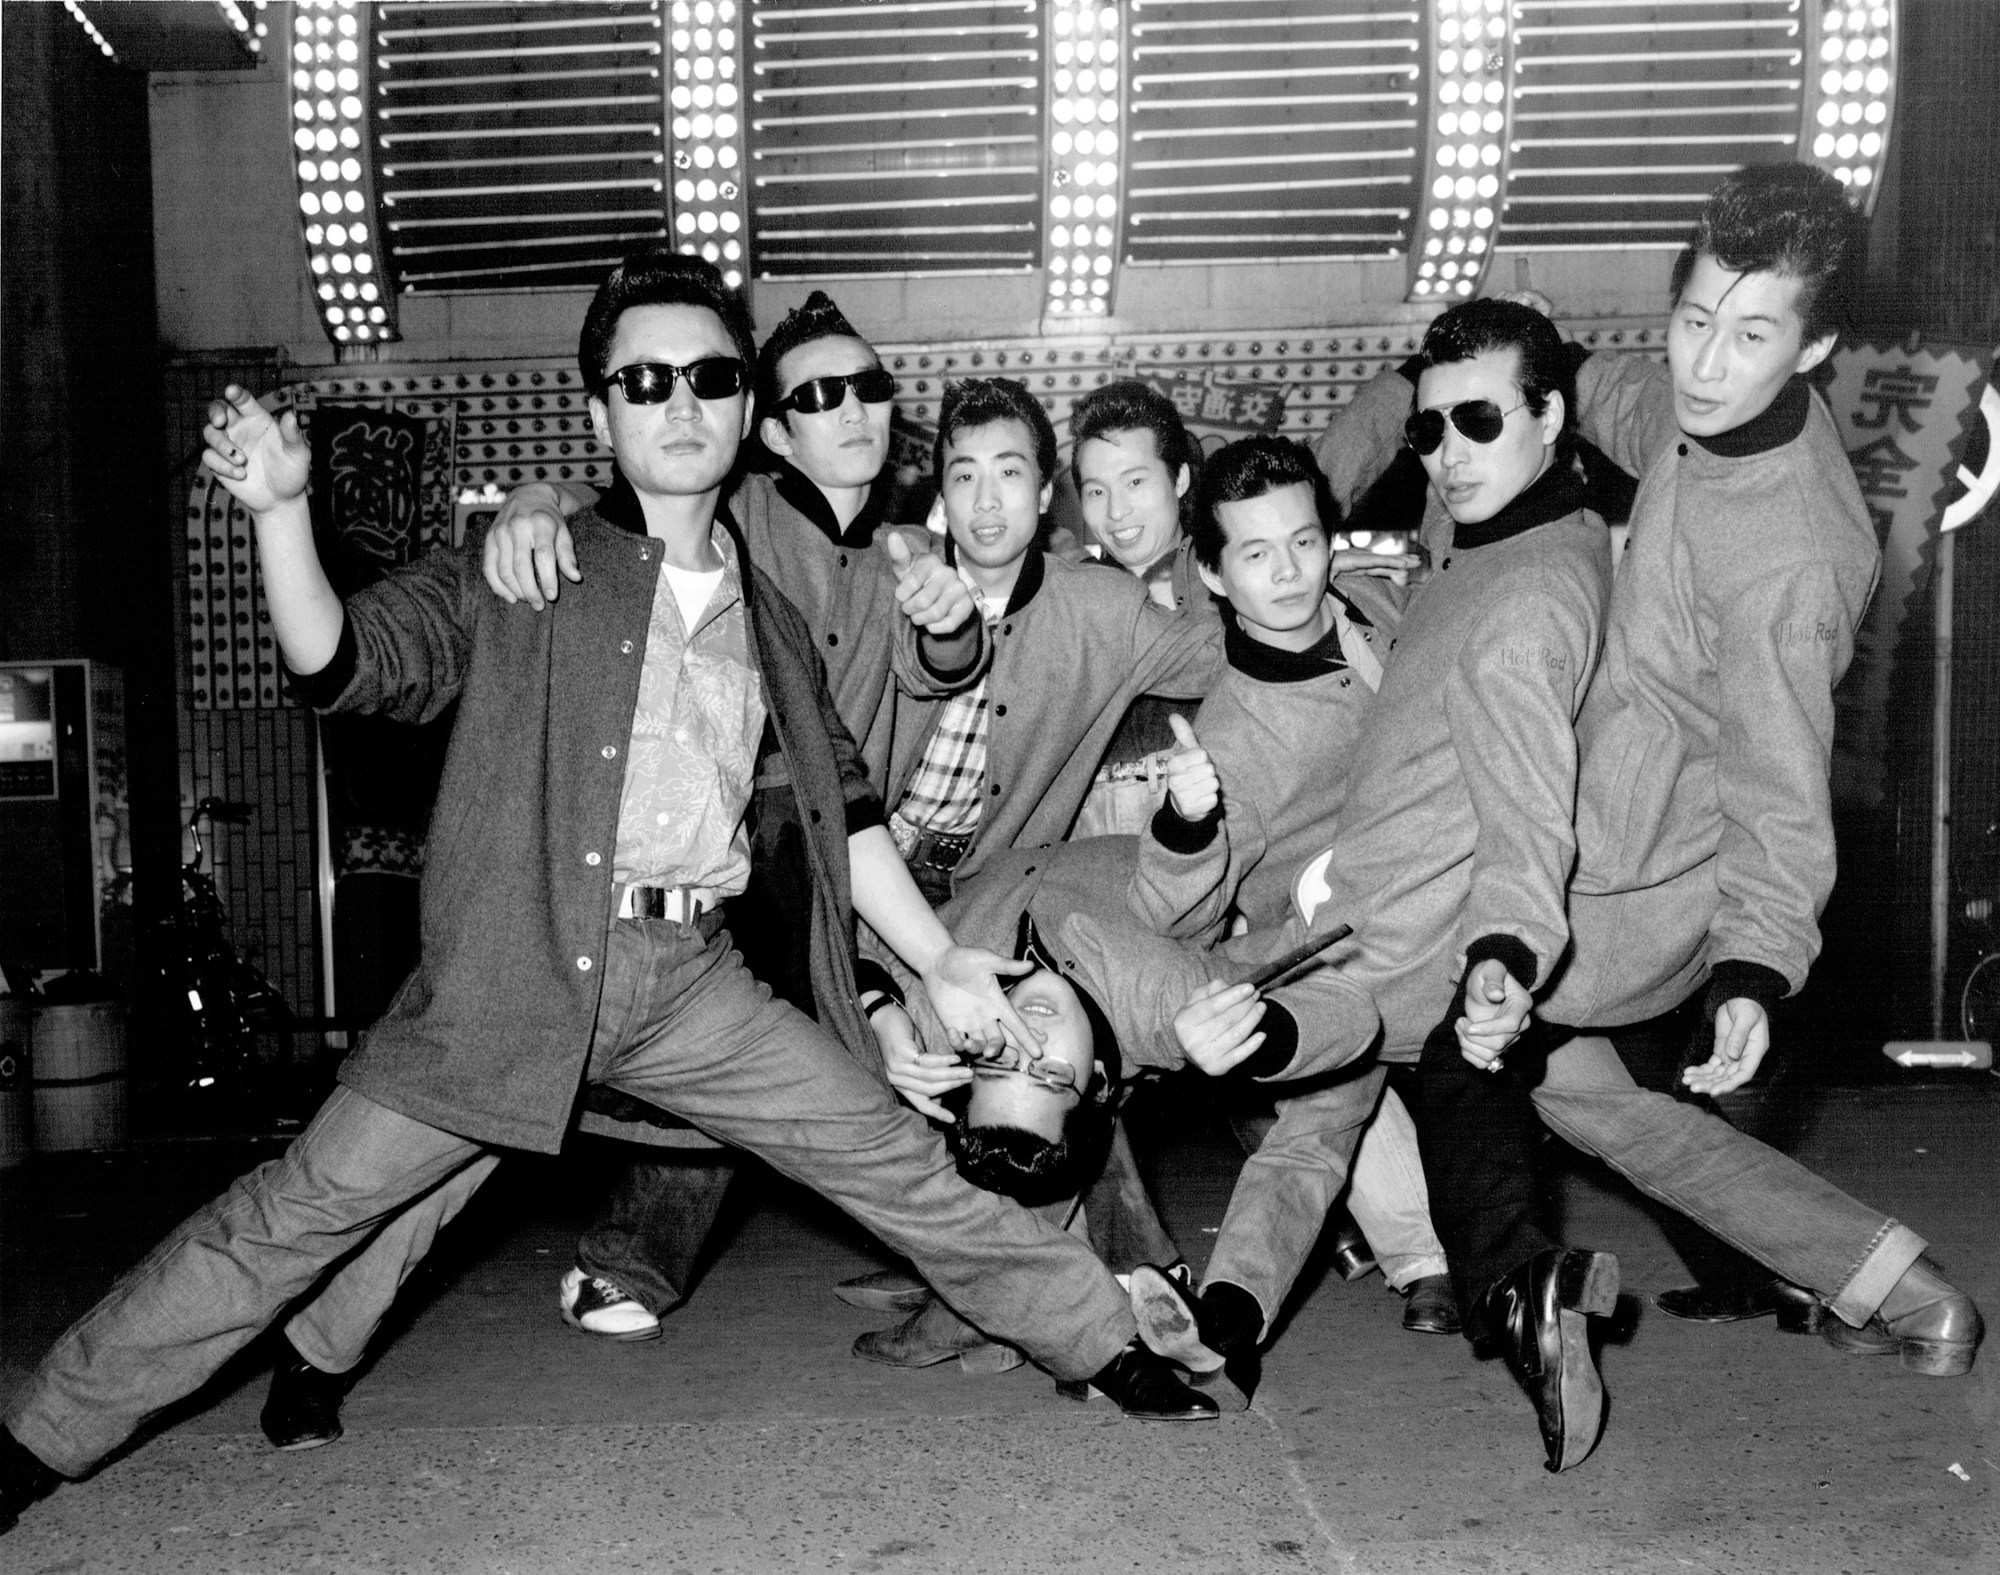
[5, 915, 1136, 1478]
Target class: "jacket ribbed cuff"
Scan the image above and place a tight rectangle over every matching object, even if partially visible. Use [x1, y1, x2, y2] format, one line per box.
[1150, 800, 1220, 856]
[1464, 933, 1539, 992]
[1235, 1001, 1300, 1080]
[1702, 960, 1789, 1022]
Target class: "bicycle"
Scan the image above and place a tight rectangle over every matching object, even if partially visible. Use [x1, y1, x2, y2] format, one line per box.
[115, 797, 294, 1120]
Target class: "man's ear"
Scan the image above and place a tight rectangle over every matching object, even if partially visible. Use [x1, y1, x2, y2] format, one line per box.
[740, 392, 758, 442]
[1038, 479, 1055, 515]
[1173, 463, 1192, 501]
[1197, 560, 1227, 600]
[587, 394, 611, 451]
[1794, 333, 1837, 377]
[760, 412, 794, 458]
[1535, 388, 1567, 449]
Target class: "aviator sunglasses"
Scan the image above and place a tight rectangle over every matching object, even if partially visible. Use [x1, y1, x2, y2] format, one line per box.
[775, 366, 898, 415]
[603, 357, 748, 404]
[1403, 397, 1528, 456]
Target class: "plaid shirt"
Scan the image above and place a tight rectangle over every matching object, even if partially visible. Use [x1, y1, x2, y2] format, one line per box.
[890, 580, 1001, 847]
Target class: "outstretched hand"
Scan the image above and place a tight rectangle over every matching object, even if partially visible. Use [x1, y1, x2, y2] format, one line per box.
[199, 386, 309, 516]
[1173, 978, 1266, 1076]
[886, 532, 977, 635]
[483, 482, 582, 609]
[919, 944, 1037, 1061]
[1681, 998, 1771, 1097]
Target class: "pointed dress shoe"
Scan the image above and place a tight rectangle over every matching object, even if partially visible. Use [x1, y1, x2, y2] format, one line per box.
[1401, 1274, 1462, 1335]
[1474, 1247, 1621, 1473]
[261, 1347, 351, 1451]
[1654, 1276, 1829, 1333]
[1127, 1265, 1259, 1410]
[1064, 1341, 1217, 1420]
[0, 1429, 61, 1535]
[1820, 1258, 1982, 1377]
[852, 1296, 1024, 1374]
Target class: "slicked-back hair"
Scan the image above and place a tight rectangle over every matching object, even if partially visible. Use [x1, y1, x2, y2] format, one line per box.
[942, 1094, 1116, 1208]
[933, 377, 1058, 487]
[577, 247, 756, 398]
[1415, 296, 1577, 454]
[1670, 161, 1865, 347]
[1068, 379, 1198, 492]
[754, 289, 873, 416]
[1190, 433, 1340, 572]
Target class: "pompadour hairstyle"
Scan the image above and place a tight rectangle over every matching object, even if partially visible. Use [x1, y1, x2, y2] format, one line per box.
[754, 289, 872, 417]
[577, 247, 756, 399]
[933, 377, 1058, 488]
[1414, 296, 1577, 454]
[1068, 378, 1198, 492]
[1670, 161, 1866, 347]
[942, 1095, 1116, 1208]
[1190, 433, 1341, 572]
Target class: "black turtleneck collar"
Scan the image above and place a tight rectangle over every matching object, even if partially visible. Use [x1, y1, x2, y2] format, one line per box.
[1688, 374, 1812, 459]
[1449, 461, 1588, 551]
[771, 461, 889, 549]
[1222, 584, 1371, 683]
[941, 531, 1047, 616]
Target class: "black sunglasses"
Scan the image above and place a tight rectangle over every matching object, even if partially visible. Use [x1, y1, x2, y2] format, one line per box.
[1403, 397, 1528, 456]
[603, 357, 748, 404]
[776, 367, 897, 415]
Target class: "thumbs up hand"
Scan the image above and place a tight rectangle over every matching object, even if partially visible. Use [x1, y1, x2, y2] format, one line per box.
[888, 529, 977, 635]
[1164, 713, 1220, 822]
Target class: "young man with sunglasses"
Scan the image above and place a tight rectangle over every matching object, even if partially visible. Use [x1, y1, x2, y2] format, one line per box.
[481, 291, 993, 1346]
[0, 253, 1219, 1536]
[1408, 165, 1981, 1473]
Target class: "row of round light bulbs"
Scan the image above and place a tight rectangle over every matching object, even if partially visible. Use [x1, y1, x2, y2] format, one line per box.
[1054, 5, 1118, 37]
[61, 0, 116, 60]
[1047, 3, 1119, 314]
[1413, 2, 1505, 299]
[293, 0, 391, 342]
[671, 17, 745, 290]
[1814, 4, 1891, 193]
[218, 1, 270, 56]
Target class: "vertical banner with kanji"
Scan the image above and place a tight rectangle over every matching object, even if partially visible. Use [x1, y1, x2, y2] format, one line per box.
[1823, 343, 1995, 808]
[1107, 359, 1293, 455]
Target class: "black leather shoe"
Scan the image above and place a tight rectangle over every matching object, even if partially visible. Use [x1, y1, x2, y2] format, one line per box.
[0, 1429, 61, 1536]
[1084, 1341, 1218, 1421]
[1328, 1213, 1379, 1282]
[1653, 1276, 1828, 1331]
[261, 1348, 351, 1451]
[1474, 1248, 1620, 1473]
[1402, 1274, 1462, 1335]
[1127, 1266, 1260, 1409]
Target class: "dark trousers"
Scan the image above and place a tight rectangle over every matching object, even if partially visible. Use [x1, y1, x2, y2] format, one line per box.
[1415, 1011, 1562, 1342]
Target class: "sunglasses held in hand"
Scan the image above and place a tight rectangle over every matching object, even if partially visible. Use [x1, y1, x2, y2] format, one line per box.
[1404, 397, 1528, 455]
[776, 367, 898, 415]
[603, 357, 749, 404]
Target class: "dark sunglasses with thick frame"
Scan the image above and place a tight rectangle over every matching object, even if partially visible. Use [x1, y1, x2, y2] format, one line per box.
[1403, 397, 1529, 456]
[775, 366, 897, 416]
[602, 357, 748, 405]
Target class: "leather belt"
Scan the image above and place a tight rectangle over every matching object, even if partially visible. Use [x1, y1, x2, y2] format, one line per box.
[1096, 747, 1174, 785]
[904, 828, 974, 871]
[616, 883, 720, 923]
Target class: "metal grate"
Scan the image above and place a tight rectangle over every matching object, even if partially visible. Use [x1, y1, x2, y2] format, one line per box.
[371, 0, 672, 292]
[1503, 0, 1808, 252]
[1123, 0, 1423, 264]
[746, 0, 1045, 278]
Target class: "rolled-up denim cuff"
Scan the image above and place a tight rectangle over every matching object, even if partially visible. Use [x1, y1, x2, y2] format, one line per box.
[1827, 1220, 1927, 1328]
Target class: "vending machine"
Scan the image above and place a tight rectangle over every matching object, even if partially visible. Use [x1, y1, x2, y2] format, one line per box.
[0, 661, 128, 974]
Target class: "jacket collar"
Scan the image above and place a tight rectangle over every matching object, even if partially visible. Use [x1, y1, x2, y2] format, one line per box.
[1448, 462, 1588, 551]
[1221, 583, 1370, 684]
[943, 533, 1047, 616]
[770, 460, 888, 548]
[591, 471, 749, 600]
[1688, 374, 1812, 459]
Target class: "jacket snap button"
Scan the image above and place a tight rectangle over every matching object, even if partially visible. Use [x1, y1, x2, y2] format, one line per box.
[576, 956, 593, 972]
